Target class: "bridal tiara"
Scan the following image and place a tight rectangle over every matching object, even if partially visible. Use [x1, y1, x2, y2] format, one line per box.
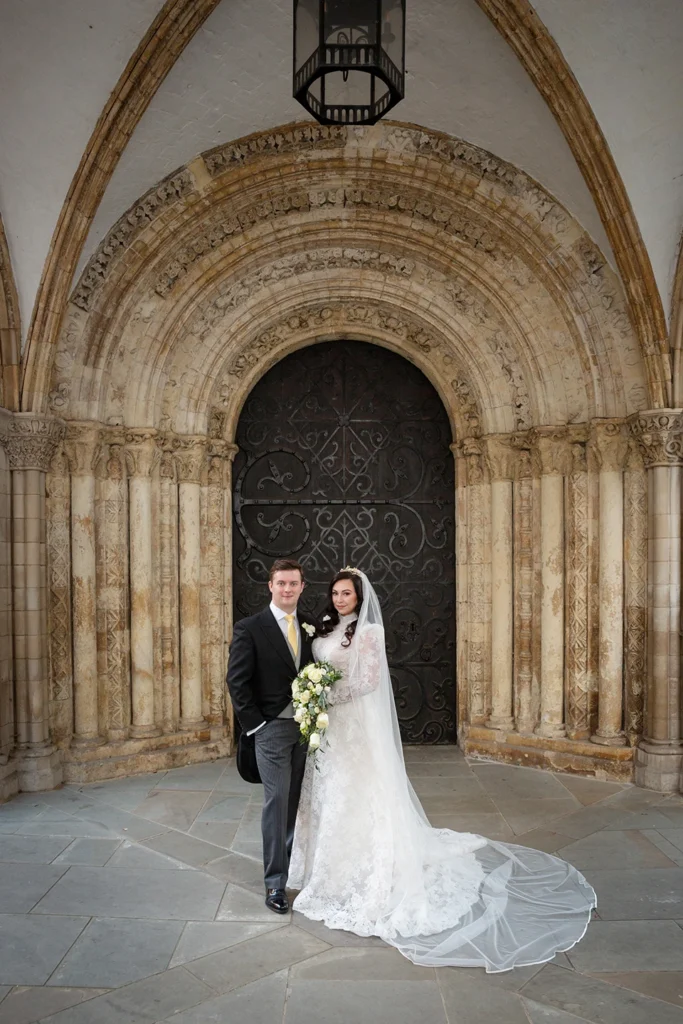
[341, 565, 363, 576]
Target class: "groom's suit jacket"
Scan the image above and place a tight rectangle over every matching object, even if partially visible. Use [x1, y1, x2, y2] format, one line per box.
[226, 607, 317, 734]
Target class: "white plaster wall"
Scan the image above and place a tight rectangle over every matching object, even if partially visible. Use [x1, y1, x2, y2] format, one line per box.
[532, 0, 683, 317]
[81, 0, 613, 277]
[0, 0, 166, 335]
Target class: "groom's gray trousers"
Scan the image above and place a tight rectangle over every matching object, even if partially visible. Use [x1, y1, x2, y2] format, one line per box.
[254, 718, 307, 890]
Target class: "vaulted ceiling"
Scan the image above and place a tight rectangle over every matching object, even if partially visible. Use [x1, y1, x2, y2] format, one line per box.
[1, 0, 681, 356]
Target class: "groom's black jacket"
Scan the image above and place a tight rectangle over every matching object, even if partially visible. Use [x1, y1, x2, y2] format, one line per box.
[226, 608, 317, 734]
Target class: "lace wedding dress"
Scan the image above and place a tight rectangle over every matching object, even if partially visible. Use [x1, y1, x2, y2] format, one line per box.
[288, 572, 596, 972]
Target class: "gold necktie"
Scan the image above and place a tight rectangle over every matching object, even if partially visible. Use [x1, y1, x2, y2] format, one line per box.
[285, 614, 298, 659]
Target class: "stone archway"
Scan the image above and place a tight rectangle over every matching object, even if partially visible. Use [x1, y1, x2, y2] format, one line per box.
[13, 120, 676, 790]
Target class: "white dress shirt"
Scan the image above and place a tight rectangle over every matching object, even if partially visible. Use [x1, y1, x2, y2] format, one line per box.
[246, 603, 300, 736]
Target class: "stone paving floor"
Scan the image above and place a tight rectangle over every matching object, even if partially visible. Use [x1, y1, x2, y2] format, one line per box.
[1, 747, 683, 1022]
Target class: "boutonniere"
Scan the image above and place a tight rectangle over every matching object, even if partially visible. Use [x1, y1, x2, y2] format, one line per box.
[302, 622, 316, 638]
[322, 615, 331, 622]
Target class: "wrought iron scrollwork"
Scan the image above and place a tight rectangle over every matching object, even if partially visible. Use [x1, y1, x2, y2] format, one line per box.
[233, 341, 456, 743]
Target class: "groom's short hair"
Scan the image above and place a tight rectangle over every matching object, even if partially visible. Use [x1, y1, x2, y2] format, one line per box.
[269, 558, 305, 582]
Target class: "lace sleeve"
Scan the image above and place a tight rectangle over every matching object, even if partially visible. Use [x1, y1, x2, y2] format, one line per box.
[330, 623, 384, 705]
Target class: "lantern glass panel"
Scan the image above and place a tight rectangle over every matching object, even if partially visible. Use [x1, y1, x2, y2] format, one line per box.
[381, 0, 404, 72]
[322, 1, 379, 47]
[295, 0, 319, 72]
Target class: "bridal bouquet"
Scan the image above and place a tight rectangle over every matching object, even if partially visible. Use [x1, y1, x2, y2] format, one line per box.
[291, 661, 342, 753]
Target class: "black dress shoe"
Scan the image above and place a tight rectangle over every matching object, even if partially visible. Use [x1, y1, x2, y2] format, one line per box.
[265, 888, 289, 914]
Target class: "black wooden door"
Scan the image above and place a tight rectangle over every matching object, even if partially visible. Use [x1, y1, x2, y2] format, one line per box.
[233, 340, 456, 743]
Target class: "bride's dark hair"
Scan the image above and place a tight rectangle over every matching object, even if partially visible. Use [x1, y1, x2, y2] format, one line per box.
[318, 570, 364, 647]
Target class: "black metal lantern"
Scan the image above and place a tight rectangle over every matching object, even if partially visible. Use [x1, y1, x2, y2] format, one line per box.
[294, 1, 406, 125]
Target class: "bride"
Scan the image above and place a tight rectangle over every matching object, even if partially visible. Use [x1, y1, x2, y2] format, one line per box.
[288, 567, 596, 972]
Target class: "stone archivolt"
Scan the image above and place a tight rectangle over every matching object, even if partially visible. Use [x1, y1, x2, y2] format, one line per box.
[6, 122, 677, 790]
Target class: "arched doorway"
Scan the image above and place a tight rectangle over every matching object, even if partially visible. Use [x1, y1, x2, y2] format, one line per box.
[232, 340, 456, 744]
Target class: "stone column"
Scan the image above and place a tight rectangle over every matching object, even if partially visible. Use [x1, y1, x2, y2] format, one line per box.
[46, 449, 73, 746]
[484, 437, 514, 730]
[534, 430, 570, 739]
[513, 446, 535, 733]
[624, 441, 648, 745]
[4, 413, 65, 790]
[124, 430, 161, 738]
[630, 411, 683, 791]
[158, 443, 179, 733]
[565, 441, 591, 739]
[462, 440, 490, 725]
[590, 421, 628, 747]
[65, 423, 103, 745]
[175, 437, 208, 731]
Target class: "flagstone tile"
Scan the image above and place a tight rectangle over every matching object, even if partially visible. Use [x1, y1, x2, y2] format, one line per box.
[31, 865, 226, 921]
[0, 986, 108, 1024]
[188, 821, 238, 848]
[567, 921, 683, 973]
[581, 868, 683, 920]
[141, 830, 226, 868]
[169, 921, 284, 967]
[0, 863, 68, 913]
[203, 851, 264, 892]
[438, 970, 532, 1024]
[559, 830, 677, 871]
[75, 776, 161, 811]
[216, 882, 282, 922]
[48, 917, 184, 988]
[159, 969, 288, 1024]
[182, 924, 329, 993]
[552, 775, 626, 806]
[153, 763, 227, 790]
[512, 829, 573, 853]
[286, 978, 448, 1024]
[195, 793, 249, 822]
[71, 802, 170, 841]
[522, 963, 683, 1024]
[492, 797, 581, 835]
[131, 790, 210, 831]
[0, 914, 88, 985]
[472, 763, 574, 800]
[0, 835, 72, 863]
[522, 998, 594, 1023]
[289, 945, 432, 982]
[590, 972, 683, 1009]
[52, 839, 122, 866]
[104, 841, 191, 871]
[38, 966, 213, 1024]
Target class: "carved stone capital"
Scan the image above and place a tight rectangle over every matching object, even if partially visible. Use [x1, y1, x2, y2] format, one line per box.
[2, 413, 66, 471]
[174, 437, 208, 484]
[629, 409, 683, 468]
[457, 438, 486, 485]
[531, 427, 572, 476]
[123, 429, 160, 478]
[64, 422, 103, 476]
[589, 419, 629, 473]
[483, 436, 517, 481]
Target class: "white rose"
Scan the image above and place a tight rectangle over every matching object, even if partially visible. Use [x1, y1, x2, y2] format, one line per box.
[314, 683, 323, 695]
[300, 689, 311, 703]
[309, 732, 321, 750]
[302, 666, 311, 678]
[307, 667, 323, 685]
[316, 712, 329, 730]
[324, 686, 331, 693]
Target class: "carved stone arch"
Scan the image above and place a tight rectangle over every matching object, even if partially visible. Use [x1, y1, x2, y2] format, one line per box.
[0, 214, 21, 411]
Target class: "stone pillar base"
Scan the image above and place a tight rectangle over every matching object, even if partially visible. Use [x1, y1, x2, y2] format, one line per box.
[635, 741, 683, 792]
[0, 759, 19, 802]
[591, 730, 627, 747]
[15, 745, 63, 792]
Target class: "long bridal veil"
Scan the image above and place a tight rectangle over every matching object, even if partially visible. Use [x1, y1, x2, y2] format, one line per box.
[344, 571, 596, 972]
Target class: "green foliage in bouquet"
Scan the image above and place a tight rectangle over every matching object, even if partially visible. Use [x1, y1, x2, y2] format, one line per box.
[291, 660, 342, 753]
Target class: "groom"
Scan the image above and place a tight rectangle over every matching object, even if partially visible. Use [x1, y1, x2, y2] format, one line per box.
[226, 558, 316, 914]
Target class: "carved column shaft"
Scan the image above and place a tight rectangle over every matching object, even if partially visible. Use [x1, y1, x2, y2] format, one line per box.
[513, 451, 534, 733]
[590, 422, 628, 746]
[159, 449, 179, 732]
[534, 432, 568, 739]
[46, 452, 73, 745]
[176, 439, 207, 730]
[125, 432, 161, 738]
[485, 439, 514, 730]
[462, 442, 490, 725]
[624, 445, 647, 745]
[65, 426, 102, 744]
[202, 444, 235, 730]
[4, 414, 64, 790]
[565, 443, 590, 739]
[630, 411, 683, 792]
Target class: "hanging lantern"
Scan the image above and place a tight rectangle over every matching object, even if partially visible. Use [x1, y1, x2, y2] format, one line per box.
[294, 1, 406, 126]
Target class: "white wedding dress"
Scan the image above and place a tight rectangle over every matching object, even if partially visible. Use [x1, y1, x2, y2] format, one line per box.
[288, 572, 596, 972]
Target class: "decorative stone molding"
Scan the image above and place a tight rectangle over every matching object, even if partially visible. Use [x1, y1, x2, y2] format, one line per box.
[629, 410, 683, 467]
[483, 436, 517, 480]
[589, 419, 629, 473]
[532, 428, 573, 476]
[204, 123, 347, 177]
[174, 438, 207, 484]
[1, 414, 65, 471]
[64, 422, 103, 476]
[123, 430, 160, 478]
